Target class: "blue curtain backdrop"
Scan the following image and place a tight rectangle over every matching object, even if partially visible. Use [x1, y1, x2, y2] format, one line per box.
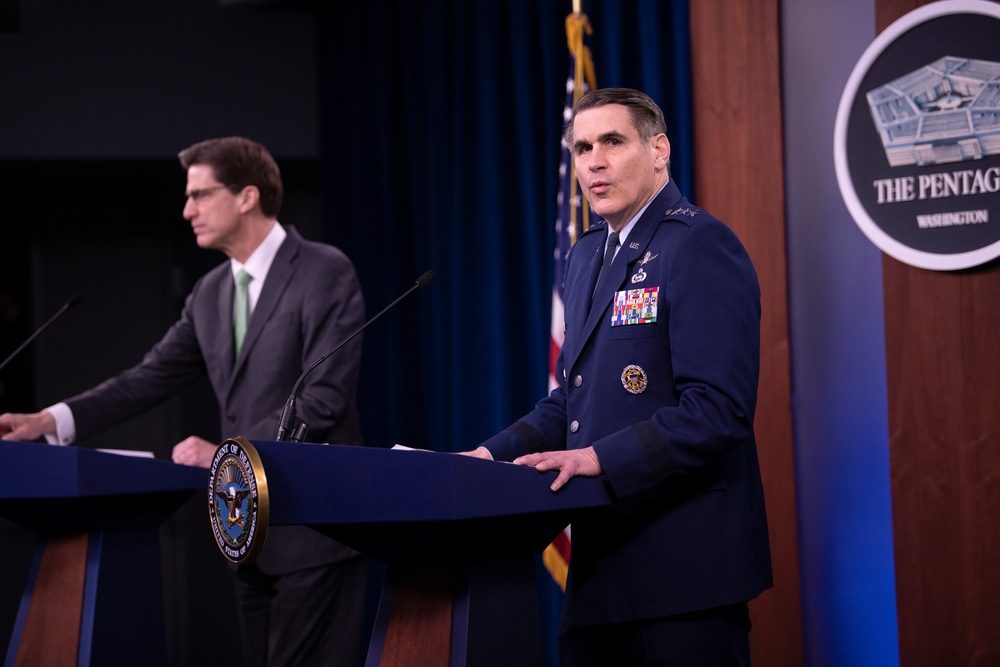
[317, 0, 692, 455]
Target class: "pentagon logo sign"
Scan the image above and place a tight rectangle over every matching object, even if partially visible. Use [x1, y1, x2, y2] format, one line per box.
[834, 0, 1000, 270]
[209, 436, 269, 564]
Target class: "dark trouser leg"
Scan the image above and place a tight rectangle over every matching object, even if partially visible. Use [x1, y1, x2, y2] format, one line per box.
[235, 557, 371, 667]
[559, 602, 751, 667]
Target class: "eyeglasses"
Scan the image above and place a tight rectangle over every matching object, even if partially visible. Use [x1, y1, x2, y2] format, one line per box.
[185, 185, 232, 203]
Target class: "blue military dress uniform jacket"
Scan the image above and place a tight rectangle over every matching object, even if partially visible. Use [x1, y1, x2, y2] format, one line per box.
[481, 179, 773, 625]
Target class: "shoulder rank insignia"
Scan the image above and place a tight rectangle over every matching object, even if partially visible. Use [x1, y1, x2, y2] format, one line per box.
[664, 207, 698, 217]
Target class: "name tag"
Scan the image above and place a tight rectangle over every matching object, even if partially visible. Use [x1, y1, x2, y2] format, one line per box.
[611, 287, 658, 326]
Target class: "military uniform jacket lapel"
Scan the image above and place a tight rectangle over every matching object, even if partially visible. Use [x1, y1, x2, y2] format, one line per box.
[564, 182, 682, 375]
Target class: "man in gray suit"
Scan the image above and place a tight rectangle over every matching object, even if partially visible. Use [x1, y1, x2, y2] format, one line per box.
[0, 137, 370, 666]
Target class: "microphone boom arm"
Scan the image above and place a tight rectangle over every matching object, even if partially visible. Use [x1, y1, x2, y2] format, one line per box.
[275, 271, 436, 442]
[0, 294, 82, 374]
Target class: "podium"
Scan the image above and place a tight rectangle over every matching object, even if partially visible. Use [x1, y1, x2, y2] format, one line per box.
[239, 440, 615, 667]
[0, 441, 207, 667]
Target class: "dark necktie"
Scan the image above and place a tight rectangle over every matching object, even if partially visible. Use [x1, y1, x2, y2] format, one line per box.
[594, 230, 620, 298]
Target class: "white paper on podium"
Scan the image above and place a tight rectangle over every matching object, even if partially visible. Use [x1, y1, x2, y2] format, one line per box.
[95, 448, 155, 458]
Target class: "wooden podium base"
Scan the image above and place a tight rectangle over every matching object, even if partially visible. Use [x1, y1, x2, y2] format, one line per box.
[5, 529, 168, 667]
[11, 533, 88, 667]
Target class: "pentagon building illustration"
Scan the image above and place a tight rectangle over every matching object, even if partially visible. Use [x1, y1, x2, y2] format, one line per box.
[866, 56, 1000, 167]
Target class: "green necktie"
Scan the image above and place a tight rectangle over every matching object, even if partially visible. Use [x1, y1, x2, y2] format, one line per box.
[234, 269, 252, 355]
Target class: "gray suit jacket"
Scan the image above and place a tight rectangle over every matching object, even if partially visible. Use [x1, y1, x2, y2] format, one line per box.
[67, 226, 365, 573]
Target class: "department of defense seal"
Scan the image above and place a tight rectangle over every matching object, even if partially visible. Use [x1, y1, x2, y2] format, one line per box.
[621, 365, 648, 394]
[209, 436, 269, 564]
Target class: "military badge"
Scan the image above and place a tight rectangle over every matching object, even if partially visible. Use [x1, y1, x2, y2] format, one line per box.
[612, 287, 659, 326]
[209, 436, 270, 564]
[621, 365, 648, 394]
[664, 207, 697, 217]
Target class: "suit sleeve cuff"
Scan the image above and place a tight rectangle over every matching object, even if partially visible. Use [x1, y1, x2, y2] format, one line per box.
[43, 402, 76, 445]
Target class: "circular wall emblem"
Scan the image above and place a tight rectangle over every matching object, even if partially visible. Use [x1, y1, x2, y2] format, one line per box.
[834, 0, 1000, 270]
[209, 436, 269, 564]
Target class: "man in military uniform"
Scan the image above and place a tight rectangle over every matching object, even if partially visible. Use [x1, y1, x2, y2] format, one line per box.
[465, 88, 772, 665]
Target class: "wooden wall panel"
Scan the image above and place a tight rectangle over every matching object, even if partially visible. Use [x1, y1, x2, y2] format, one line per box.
[878, 1, 1000, 664]
[689, 1, 803, 663]
[883, 260, 1000, 665]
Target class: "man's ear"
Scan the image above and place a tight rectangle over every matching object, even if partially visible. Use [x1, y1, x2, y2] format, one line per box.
[653, 134, 671, 169]
[238, 185, 261, 214]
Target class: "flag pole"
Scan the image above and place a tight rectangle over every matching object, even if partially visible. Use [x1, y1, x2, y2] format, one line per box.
[565, 4, 596, 243]
[544, 1, 597, 592]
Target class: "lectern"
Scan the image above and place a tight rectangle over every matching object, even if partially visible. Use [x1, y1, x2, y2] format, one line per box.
[0, 441, 207, 667]
[212, 440, 614, 667]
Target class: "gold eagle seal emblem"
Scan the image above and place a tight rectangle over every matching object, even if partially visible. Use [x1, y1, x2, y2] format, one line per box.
[209, 436, 270, 564]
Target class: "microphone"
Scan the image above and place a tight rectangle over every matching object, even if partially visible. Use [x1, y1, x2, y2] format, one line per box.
[275, 270, 437, 442]
[0, 294, 83, 374]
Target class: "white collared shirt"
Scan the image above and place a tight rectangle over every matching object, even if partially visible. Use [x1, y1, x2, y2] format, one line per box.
[230, 222, 287, 319]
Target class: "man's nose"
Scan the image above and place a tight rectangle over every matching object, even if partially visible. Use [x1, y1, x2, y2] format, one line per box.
[587, 146, 607, 169]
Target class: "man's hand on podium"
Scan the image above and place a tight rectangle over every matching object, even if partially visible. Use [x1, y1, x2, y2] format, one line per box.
[457, 445, 603, 492]
[513, 446, 603, 492]
[171, 435, 219, 468]
[456, 446, 494, 460]
[0, 410, 56, 442]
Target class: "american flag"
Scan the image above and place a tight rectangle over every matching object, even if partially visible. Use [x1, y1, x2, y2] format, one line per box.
[543, 9, 597, 591]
